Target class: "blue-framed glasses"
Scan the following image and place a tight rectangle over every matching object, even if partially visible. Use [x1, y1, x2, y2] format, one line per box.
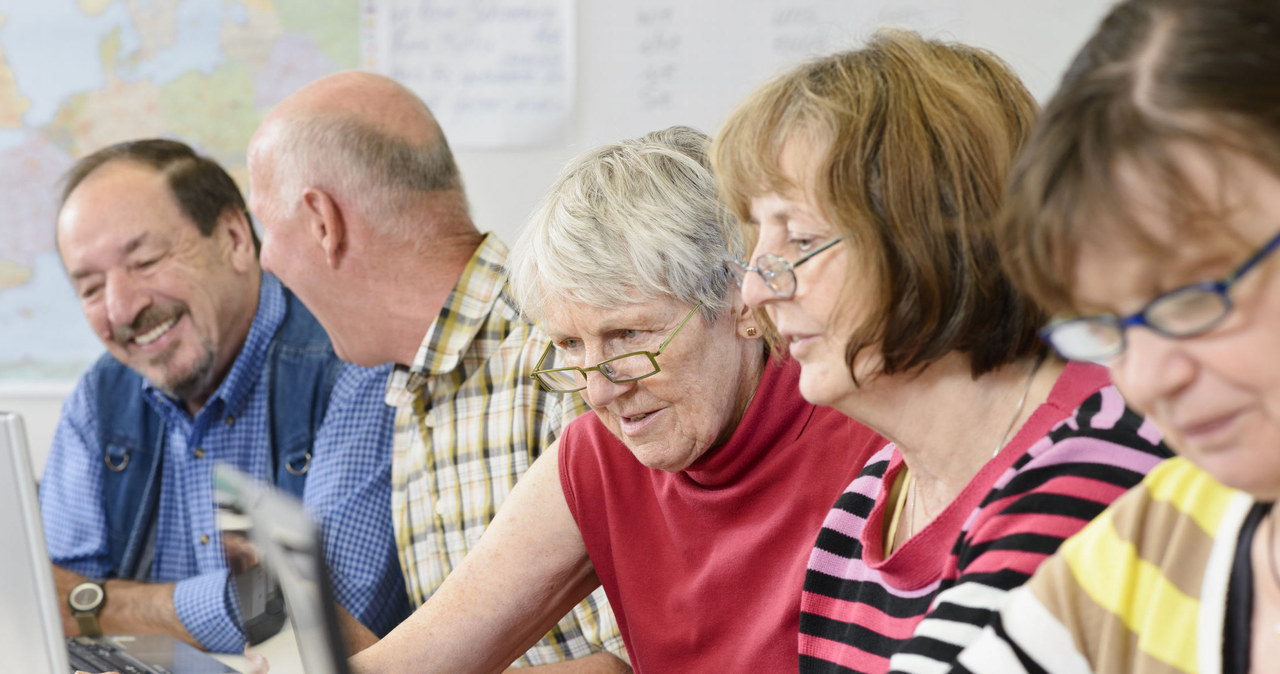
[1042, 228, 1280, 362]
[727, 237, 842, 299]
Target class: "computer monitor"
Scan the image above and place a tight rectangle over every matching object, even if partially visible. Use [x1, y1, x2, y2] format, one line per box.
[213, 463, 352, 674]
[0, 410, 72, 672]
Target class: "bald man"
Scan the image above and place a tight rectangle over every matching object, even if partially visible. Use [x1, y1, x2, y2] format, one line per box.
[247, 72, 627, 671]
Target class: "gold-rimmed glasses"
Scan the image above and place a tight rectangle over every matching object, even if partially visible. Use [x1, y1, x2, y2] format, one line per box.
[531, 303, 703, 393]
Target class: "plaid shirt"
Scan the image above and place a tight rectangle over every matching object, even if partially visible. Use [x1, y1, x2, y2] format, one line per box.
[385, 234, 624, 666]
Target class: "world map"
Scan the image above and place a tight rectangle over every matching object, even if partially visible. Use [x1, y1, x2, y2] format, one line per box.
[0, 0, 358, 384]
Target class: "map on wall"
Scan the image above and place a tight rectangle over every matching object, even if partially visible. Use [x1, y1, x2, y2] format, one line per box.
[0, 0, 359, 389]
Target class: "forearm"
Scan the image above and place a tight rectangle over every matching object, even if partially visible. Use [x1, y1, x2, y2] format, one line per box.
[54, 565, 193, 646]
[350, 444, 598, 673]
[506, 653, 631, 673]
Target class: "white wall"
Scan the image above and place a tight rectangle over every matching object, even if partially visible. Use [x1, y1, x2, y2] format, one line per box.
[2, 0, 1121, 475]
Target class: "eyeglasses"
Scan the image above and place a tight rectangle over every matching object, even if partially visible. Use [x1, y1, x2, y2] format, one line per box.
[531, 303, 702, 393]
[728, 238, 842, 299]
[1042, 228, 1280, 362]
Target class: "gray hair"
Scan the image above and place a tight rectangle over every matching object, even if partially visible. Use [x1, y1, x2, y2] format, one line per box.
[508, 126, 742, 325]
[269, 113, 468, 248]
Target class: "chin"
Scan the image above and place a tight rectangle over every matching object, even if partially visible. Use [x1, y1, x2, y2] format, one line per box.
[796, 367, 845, 409]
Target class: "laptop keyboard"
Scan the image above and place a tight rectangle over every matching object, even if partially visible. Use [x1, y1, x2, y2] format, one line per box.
[66, 637, 167, 674]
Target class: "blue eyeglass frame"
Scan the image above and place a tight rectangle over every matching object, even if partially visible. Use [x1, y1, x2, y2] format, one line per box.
[1042, 226, 1280, 359]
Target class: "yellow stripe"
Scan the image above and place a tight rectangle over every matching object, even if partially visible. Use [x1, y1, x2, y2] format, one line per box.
[1143, 458, 1235, 535]
[1061, 506, 1198, 671]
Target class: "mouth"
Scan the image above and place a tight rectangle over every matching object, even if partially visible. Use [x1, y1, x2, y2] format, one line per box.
[1178, 409, 1246, 448]
[133, 316, 179, 346]
[618, 407, 662, 434]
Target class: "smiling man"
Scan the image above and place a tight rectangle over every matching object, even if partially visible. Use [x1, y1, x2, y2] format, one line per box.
[42, 139, 410, 653]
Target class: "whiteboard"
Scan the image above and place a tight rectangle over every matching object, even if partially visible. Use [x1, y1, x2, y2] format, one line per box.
[432, 0, 1120, 245]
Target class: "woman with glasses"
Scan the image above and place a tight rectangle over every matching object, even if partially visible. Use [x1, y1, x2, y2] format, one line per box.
[350, 126, 885, 673]
[948, 1, 1280, 672]
[711, 30, 1172, 674]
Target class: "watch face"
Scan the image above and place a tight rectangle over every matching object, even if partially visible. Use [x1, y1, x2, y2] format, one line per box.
[69, 583, 104, 611]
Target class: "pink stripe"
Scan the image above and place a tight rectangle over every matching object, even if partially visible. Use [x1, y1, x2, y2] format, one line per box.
[967, 507, 1114, 547]
[821, 507, 870, 539]
[1018, 438, 1164, 476]
[845, 470, 887, 500]
[807, 547, 940, 599]
[961, 548, 1051, 576]
[802, 591, 926, 640]
[800, 633, 891, 671]
[1138, 416, 1164, 445]
[1091, 386, 1126, 429]
[808, 546, 882, 583]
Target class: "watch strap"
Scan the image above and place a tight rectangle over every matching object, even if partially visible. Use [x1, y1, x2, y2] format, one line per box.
[73, 611, 103, 638]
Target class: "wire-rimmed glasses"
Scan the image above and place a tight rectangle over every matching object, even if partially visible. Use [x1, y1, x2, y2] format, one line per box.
[1042, 228, 1280, 362]
[728, 238, 842, 299]
[530, 303, 703, 393]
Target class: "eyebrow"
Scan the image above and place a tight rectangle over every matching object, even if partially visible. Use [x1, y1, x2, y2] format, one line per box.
[67, 233, 150, 281]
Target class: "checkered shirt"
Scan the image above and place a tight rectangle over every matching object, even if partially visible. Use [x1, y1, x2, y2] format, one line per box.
[42, 274, 409, 652]
[384, 234, 625, 666]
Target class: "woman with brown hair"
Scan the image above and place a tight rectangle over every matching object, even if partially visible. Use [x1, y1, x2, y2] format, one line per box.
[712, 29, 1172, 673]
[951, 0, 1280, 671]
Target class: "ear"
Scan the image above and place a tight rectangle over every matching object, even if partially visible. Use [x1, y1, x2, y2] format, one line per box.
[221, 207, 258, 274]
[731, 293, 763, 340]
[301, 187, 346, 269]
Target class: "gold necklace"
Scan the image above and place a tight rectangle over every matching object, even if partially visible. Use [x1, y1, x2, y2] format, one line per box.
[992, 353, 1045, 458]
[907, 354, 1047, 540]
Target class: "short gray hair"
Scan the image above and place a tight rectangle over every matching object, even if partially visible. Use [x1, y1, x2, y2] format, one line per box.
[270, 113, 467, 246]
[508, 126, 742, 324]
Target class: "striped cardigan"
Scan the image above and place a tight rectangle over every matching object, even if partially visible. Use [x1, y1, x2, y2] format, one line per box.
[949, 457, 1257, 674]
[799, 362, 1173, 674]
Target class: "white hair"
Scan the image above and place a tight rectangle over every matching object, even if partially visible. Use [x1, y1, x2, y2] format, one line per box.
[508, 126, 743, 324]
[267, 113, 468, 250]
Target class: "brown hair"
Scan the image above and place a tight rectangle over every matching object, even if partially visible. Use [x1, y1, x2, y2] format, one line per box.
[997, 0, 1280, 315]
[59, 138, 258, 250]
[713, 28, 1043, 379]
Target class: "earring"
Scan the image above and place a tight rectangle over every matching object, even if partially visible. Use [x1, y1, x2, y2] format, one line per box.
[746, 326, 758, 337]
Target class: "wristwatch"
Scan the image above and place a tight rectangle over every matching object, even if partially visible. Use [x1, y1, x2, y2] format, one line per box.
[68, 580, 106, 637]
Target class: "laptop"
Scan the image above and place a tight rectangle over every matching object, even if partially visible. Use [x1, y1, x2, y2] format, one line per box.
[212, 463, 351, 674]
[0, 411, 238, 674]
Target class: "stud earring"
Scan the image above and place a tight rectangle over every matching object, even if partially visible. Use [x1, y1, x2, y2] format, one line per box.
[746, 326, 758, 337]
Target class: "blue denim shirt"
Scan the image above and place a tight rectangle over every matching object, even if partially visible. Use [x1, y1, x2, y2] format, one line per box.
[41, 274, 409, 652]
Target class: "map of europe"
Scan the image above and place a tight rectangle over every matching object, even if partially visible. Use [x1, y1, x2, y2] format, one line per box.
[0, 0, 358, 383]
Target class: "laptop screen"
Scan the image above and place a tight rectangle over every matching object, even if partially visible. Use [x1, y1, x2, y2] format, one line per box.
[0, 411, 74, 672]
[213, 463, 352, 674]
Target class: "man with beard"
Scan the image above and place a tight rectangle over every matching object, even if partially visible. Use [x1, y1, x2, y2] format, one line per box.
[42, 139, 410, 654]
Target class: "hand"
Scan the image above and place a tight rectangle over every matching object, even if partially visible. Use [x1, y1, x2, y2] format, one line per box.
[222, 532, 262, 574]
[243, 645, 271, 674]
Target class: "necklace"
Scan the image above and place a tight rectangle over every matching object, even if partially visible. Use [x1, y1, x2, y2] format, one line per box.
[992, 353, 1046, 458]
[908, 473, 924, 539]
[906, 353, 1047, 541]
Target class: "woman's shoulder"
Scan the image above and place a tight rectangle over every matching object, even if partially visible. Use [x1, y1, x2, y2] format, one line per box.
[1031, 383, 1173, 465]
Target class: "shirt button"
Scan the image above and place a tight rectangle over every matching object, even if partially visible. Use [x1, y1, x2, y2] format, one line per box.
[435, 500, 449, 517]
[225, 416, 235, 426]
[200, 534, 210, 545]
[193, 447, 206, 459]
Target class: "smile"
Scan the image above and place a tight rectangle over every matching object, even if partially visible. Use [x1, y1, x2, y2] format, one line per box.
[133, 316, 178, 346]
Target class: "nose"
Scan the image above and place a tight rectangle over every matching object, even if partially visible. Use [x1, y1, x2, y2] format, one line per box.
[1109, 327, 1196, 414]
[580, 358, 633, 409]
[738, 262, 779, 309]
[103, 270, 149, 329]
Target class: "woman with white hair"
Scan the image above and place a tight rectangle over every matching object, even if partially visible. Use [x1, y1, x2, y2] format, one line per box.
[348, 125, 884, 673]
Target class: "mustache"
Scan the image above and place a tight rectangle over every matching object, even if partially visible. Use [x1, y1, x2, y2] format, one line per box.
[111, 304, 183, 345]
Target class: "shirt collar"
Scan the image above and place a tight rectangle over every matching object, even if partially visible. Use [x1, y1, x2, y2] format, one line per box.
[142, 272, 284, 423]
[409, 233, 509, 377]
